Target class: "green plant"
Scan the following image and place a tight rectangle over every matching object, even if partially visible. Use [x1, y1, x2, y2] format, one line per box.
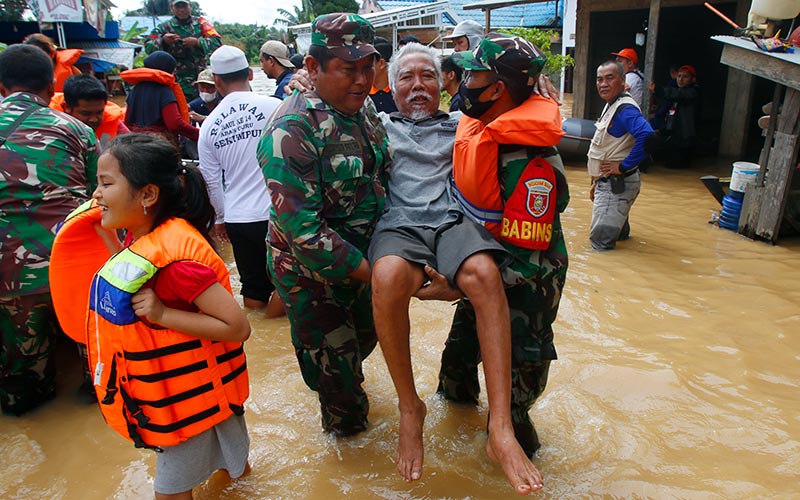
[499, 27, 574, 77]
[121, 21, 148, 42]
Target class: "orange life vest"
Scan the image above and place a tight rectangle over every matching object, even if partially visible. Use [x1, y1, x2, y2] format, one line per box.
[452, 94, 564, 239]
[120, 67, 190, 122]
[49, 93, 126, 145]
[54, 49, 83, 92]
[50, 200, 112, 342]
[86, 217, 249, 449]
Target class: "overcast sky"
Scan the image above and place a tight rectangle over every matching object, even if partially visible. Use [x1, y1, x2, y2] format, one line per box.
[109, 0, 303, 27]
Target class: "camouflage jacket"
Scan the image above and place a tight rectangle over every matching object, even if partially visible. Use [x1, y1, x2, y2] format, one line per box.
[144, 16, 222, 98]
[0, 92, 98, 297]
[499, 146, 570, 288]
[258, 90, 390, 285]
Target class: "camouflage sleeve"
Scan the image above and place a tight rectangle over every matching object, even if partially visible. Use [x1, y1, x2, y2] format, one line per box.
[145, 22, 167, 54]
[197, 18, 222, 55]
[258, 118, 364, 280]
[85, 136, 99, 194]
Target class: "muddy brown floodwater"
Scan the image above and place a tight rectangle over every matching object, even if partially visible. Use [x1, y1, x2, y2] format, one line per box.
[3, 72, 799, 499]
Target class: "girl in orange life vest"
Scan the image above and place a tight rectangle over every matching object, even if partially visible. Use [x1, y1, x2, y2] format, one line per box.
[92, 134, 251, 500]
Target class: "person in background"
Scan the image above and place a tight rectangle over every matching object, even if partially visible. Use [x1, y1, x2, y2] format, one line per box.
[122, 51, 199, 150]
[441, 19, 484, 52]
[650, 63, 679, 129]
[369, 36, 399, 114]
[259, 40, 294, 100]
[290, 53, 305, 72]
[257, 13, 390, 438]
[588, 60, 653, 250]
[440, 53, 463, 112]
[398, 35, 420, 48]
[88, 133, 251, 500]
[611, 47, 645, 109]
[648, 64, 700, 168]
[145, 0, 222, 101]
[23, 33, 83, 92]
[187, 68, 220, 125]
[0, 45, 98, 416]
[198, 46, 283, 316]
[50, 73, 130, 152]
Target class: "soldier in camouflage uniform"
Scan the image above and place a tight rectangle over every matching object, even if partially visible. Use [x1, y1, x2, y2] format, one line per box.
[0, 45, 98, 416]
[145, 0, 222, 101]
[436, 34, 570, 461]
[257, 13, 390, 437]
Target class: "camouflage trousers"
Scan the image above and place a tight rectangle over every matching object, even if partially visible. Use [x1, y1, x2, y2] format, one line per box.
[438, 280, 560, 456]
[273, 271, 378, 436]
[0, 293, 59, 416]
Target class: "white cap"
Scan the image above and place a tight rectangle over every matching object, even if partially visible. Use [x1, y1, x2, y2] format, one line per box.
[210, 45, 249, 75]
[442, 19, 484, 50]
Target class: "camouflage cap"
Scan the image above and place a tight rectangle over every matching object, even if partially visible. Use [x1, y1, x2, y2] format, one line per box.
[452, 33, 547, 86]
[311, 13, 379, 62]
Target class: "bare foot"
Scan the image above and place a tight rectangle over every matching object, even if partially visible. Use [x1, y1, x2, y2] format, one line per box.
[486, 426, 543, 495]
[396, 399, 427, 482]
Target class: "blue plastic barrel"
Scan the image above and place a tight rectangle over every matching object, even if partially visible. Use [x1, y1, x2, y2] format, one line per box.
[718, 192, 744, 230]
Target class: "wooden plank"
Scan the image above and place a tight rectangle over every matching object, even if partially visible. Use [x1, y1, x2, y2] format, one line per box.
[573, 0, 591, 118]
[739, 184, 763, 237]
[642, 0, 661, 116]
[756, 132, 799, 241]
[720, 43, 800, 90]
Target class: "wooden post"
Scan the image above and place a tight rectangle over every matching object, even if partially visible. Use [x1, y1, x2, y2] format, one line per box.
[642, 0, 661, 116]
[718, 0, 757, 158]
[573, 0, 591, 119]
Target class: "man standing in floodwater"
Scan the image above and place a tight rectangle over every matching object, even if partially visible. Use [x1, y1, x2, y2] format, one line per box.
[257, 13, 390, 437]
[588, 60, 653, 250]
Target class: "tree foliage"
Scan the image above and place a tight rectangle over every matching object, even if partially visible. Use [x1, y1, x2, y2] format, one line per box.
[274, 0, 313, 27]
[215, 23, 288, 63]
[0, 0, 28, 21]
[499, 27, 574, 76]
[311, 0, 358, 17]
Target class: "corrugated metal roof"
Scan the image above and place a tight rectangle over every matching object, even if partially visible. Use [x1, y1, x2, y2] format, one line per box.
[118, 16, 172, 32]
[373, 0, 562, 28]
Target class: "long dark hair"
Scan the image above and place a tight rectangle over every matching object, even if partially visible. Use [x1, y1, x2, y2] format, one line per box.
[104, 133, 215, 244]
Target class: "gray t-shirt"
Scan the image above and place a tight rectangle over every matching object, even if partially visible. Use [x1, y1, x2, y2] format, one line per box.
[377, 110, 463, 230]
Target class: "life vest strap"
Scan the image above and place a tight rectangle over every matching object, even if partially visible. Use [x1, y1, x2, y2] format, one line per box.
[129, 360, 208, 383]
[134, 382, 215, 409]
[450, 177, 504, 223]
[101, 356, 119, 405]
[140, 405, 222, 434]
[216, 346, 244, 364]
[221, 361, 247, 385]
[124, 339, 203, 361]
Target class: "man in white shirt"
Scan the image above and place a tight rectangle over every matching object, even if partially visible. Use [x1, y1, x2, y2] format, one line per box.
[612, 47, 645, 109]
[198, 45, 283, 314]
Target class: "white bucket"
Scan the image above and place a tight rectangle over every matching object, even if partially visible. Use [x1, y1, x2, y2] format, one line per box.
[730, 161, 761, 193]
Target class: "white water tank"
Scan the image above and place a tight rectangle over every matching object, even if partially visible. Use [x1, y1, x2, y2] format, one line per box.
[748, 0, 800, 26]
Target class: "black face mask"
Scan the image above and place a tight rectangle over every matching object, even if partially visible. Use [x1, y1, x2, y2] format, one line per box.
[457, 80, 497, 119]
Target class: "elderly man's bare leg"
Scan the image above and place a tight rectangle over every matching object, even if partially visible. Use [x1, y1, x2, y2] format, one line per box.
[372, 255, 428, 481]
[455, 252, 542, 494]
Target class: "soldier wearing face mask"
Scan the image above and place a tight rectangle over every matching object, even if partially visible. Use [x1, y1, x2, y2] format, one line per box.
[187, 69, 220, 125]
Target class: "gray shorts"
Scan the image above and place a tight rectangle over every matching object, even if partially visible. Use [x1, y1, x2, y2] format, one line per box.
[154, 414, 250, 495]
[368, 215, 509, 287]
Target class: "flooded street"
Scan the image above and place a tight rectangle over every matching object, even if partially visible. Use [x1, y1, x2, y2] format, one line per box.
[2, 69, 799, 499]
